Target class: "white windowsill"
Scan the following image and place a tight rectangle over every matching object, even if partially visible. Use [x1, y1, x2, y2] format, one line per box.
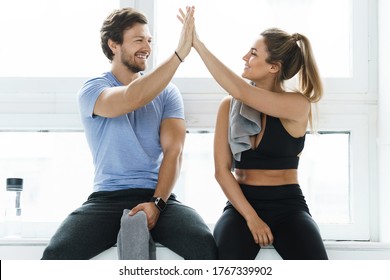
[1, 238, 390, 260]
[1, 237, 390, 250]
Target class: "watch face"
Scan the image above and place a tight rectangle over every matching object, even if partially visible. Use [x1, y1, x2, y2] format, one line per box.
[155, 197, 166, 211]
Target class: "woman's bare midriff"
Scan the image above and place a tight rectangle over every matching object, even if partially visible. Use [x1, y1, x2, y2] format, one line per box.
[234, 168, 299, 186]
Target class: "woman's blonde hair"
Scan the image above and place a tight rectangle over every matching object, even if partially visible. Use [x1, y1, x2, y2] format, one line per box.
[261, 28, 323, 129]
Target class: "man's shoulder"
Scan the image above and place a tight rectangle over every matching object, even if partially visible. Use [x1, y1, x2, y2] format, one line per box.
[78, 72, 119, 97]
[84, 72, 119, 87]
[162, 82, 180, 96]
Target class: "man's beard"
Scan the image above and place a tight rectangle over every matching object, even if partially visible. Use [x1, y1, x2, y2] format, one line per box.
[121, 52, 146, 73]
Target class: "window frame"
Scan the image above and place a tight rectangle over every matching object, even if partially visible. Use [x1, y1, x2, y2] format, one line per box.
[309, 103, 376, 241]
[133, 0, 376, 241]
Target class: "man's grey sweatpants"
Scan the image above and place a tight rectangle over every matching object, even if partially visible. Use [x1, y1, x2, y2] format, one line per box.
[41, 188, 217, 260]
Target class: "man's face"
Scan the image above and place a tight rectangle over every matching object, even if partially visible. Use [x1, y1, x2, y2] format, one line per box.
[117, 23, 152, 73]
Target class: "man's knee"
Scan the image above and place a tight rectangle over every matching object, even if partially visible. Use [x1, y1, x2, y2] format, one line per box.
[41, 245, 61, 260]
[184, 230, 217, 260]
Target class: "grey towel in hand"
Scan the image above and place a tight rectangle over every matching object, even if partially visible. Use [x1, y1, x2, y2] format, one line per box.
[228, 97, 262, 161]
[117, 209, 156, 260]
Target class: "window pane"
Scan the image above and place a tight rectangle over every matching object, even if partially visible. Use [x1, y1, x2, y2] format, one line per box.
[179, 132, 350, 227]
[155, 0, 351, 78]
[179, 132, 226, 225]
[0, 131, 350, 237]
[0, 132, 93, 223]
[299, 132, 350, 224]
[0, 0, 118, 77]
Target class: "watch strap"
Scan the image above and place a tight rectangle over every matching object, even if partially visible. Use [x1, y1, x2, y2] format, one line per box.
[150, 196, 167, 212]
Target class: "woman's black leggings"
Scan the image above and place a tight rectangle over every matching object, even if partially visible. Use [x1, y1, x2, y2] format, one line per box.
[213, 184, 328, 260]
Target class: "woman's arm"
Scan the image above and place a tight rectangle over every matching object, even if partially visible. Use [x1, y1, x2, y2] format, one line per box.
[214, 96, 274, 246]
[193, 38, 310, 123]
[175, 7, 309, 122]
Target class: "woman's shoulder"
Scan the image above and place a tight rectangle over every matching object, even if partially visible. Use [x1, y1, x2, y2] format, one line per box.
[215, 96, 233, 121]
[286, 90, 311, 104]
[220, 95, 233, 106]
[218, 95, 232, 112]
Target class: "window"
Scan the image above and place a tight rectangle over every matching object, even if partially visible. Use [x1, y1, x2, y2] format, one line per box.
[137, 0, 375, 240]
[299, 132, 351, 225]
[0, 0, 117, 77]
[181, 132, 353, 227]
[0, 132, 93, 237]
[182, 116, 373, 242]
[145, 0, 370, 96]
[155, 0, 351, 79]
[0, 0, 377, 241]
[0, 132, 93, 218]
[0, 122, 371, 241]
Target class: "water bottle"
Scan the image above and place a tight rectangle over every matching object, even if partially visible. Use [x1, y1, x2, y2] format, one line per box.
[4, 178, 23, 238]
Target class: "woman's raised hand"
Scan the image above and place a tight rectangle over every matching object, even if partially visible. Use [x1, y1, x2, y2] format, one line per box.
[175, 6, 195, 61]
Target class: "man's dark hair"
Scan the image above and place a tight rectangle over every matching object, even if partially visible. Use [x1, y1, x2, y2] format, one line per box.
[100, 8, 148, 61]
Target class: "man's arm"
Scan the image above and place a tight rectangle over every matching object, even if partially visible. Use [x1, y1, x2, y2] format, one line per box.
[94, 56, 183, 118]
[129, 118, 186, 229]
[94, 8, 195, 118]
[153, 117, 186, 202]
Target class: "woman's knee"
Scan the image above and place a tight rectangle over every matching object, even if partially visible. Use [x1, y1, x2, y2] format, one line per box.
[272, 212, 328, 260]
[214, 210, 259, 260]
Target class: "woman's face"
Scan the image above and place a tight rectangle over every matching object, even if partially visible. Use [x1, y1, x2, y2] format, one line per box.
[241, 36, 276, 83]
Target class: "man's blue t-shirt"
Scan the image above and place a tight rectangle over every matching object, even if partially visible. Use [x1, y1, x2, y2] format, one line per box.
[77, 72, 185, 192]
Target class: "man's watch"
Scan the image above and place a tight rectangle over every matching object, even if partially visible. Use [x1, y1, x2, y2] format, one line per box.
[150, 196, 167, 212]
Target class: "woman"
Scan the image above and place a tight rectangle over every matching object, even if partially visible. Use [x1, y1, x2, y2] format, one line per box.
[179, 8, 328, 260]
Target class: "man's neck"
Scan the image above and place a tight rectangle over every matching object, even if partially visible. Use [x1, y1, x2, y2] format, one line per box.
[111, 66, 141, 85]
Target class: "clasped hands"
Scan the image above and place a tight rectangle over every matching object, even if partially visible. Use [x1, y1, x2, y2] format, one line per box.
[175, 6, 199, 62]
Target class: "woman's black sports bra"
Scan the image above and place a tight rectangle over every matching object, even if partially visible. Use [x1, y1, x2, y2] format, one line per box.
[234, 115, 305, 170]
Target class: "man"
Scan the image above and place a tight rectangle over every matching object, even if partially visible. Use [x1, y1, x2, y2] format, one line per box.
[41, 7, 217, 260]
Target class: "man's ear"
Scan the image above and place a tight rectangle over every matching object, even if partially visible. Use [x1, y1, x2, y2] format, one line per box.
[108, 39, 118, 55]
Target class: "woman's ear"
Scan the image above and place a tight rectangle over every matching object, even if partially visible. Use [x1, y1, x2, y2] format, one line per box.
[269, 62, 281, 74]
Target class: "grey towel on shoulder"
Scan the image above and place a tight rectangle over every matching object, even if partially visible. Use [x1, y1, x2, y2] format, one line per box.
[117, 209, 156, 260]
[228, 97, 262, 161]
